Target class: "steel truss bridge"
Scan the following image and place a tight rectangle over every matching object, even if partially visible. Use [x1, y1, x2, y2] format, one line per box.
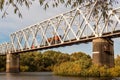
[0, 1, 120, 55]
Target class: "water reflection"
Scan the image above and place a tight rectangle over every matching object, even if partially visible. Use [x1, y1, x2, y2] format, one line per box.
[0, 72, 119, 80]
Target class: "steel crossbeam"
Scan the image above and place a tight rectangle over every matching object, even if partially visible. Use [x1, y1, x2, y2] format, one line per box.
[0, 1, 120, 55]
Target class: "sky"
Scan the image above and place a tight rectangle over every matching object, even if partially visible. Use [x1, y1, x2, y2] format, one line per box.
[0, 1, 120, 57]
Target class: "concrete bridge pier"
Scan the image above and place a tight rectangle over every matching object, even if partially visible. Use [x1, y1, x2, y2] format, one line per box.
[6, 53, 20, 73]
[92, 38, 114, 68]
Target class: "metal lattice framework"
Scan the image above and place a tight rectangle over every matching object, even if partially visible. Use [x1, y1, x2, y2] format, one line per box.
[0, 1, 120, 55]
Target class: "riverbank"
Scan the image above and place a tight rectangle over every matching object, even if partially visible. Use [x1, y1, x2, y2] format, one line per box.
[0, 72, 119, 80]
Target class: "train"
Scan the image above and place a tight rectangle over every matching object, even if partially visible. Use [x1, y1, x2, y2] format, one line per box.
[46, 35, 62, 45]
[30, 35, 62, 49]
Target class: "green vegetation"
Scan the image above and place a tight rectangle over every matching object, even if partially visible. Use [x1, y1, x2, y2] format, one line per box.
[0, 55, 6, 71]
[53, 53, 120, 77]
[20, 50, 70, 72]
[0, 50, 120, 77]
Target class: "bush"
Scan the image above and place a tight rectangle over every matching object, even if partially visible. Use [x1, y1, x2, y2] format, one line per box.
[53, 62, 81, 76]
[20, 65, 29, 72]
[109, 66, 120, 77]
[87, 64, 100, 77]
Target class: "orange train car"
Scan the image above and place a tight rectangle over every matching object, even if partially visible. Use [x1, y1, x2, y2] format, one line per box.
[46, 35, 62, 45]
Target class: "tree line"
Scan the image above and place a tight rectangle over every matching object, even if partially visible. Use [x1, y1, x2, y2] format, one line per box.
[0, 50, 120, 77]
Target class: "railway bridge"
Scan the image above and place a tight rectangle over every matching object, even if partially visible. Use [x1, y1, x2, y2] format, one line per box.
[0, 1, 120, 73]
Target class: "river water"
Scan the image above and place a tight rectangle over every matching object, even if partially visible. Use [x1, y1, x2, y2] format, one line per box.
[0, 72, 119, 80]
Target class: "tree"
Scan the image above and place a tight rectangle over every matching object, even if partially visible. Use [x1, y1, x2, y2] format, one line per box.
[115, 55, 120, 66]
[0, 0, 32, 18]
[53, 51, 92, 76]
[70, 52, 91, 61]
[20, 51, 43, 71]
[43, 50, 70, 66]
[0, 0, 118, 18]
[0, 55, 6, 72]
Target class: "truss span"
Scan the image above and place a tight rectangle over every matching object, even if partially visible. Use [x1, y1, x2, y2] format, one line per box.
[0, 1, 120, 55]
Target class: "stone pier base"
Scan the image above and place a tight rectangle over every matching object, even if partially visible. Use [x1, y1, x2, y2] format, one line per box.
[6, 53, 20, 73]
[92, 38, 114, 68]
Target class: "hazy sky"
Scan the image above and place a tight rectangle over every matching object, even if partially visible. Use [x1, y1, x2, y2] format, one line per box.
[0, 1, 120, 56]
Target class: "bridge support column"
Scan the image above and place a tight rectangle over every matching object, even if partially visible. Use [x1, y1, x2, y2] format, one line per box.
[92, 38, 114, 68]
[6, 53, 20, 73]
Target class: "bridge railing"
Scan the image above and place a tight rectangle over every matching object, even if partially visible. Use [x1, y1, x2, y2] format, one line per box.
[0, 1, 120, 54]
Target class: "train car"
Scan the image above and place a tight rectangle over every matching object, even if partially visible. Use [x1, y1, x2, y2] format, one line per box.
[54, 35, 61, 43]
[31, 45, 37, 49]
[46, 35, 62, 45]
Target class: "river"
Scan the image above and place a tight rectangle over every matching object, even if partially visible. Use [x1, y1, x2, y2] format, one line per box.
[0, 72, 119, 80]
